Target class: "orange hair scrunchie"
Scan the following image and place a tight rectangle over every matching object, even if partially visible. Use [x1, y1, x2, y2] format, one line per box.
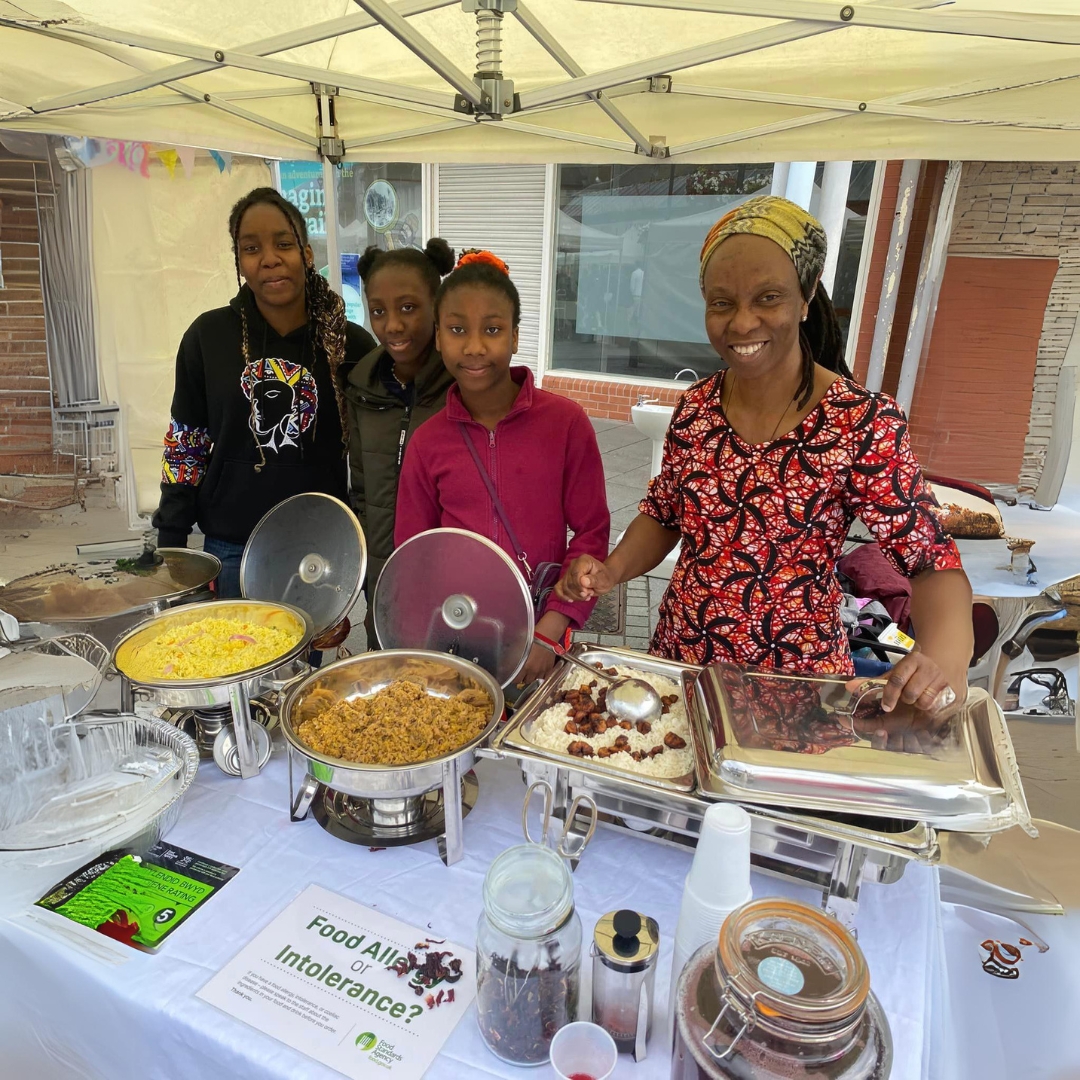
[455, 248, 510, 275]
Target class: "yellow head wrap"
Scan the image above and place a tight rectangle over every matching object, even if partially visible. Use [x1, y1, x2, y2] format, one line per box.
[699, 195, 827, 298]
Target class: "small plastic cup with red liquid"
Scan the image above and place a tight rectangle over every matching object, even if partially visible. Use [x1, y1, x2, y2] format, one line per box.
[549, 1021, 618, 1080]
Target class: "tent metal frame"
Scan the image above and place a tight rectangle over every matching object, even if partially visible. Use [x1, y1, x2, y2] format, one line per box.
[1, 0, 1077, 162]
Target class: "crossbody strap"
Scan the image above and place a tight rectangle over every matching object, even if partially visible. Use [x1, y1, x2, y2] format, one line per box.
[457, 422, 533, 577]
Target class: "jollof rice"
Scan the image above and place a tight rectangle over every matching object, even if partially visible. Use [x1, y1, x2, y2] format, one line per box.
[295, 680, 491, 765]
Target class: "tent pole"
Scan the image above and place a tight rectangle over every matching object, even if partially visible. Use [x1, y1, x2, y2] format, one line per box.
[322, 159, 343, 296]
[350, 0, 483, 106]
[517, 19, 842, 111]
[843, 161, 886, 373]
[895, 161, 962, 414]
[581, 0, 1080, 48]
[818, 160, 853, 293]
[514, 1, 655, 155]
[864, 159, 921, 393]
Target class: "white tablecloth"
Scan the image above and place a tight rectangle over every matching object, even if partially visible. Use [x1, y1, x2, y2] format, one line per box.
[0, 754, 949, 1080]
[941, 901, 1080, 1080]
[957, 502, 1080, 598]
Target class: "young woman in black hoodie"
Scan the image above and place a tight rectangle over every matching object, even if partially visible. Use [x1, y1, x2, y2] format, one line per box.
[152, 187, 375, 596]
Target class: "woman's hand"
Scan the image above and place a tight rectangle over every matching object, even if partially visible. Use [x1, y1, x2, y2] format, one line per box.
[555, 555, 616, 603]
[896, 567, 973, 718]
[880, 649, 966, 716]
[516, 611, 571, 689]
[556, 516, 679, 603]
[517, 642, 559, 689]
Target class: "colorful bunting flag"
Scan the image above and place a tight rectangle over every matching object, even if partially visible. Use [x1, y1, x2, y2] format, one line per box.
[177, 145, 196, 179]
[153, 148, 179, 178]
[209, 149, 233, 174]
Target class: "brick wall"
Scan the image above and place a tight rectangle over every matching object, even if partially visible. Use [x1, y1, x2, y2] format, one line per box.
[541, 374, 689, 422]
[0, 153, 53, 472]
[906, 255, 1059, 483]
[946, 162, 1080, 491]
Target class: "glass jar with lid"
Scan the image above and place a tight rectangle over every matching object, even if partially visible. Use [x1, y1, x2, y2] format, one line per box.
[672, 898, 892, 1080]
[476, 843, 582, 1066]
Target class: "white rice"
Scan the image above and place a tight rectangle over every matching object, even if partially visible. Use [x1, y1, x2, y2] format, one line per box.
[527, 664, 693, 779]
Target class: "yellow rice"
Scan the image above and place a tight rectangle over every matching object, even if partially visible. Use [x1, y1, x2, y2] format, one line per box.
[123, 616, 301, 681]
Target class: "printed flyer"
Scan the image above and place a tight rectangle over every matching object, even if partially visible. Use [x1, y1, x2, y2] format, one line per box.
[35, 842, 238, 951]
[197, 884, 476, 1079]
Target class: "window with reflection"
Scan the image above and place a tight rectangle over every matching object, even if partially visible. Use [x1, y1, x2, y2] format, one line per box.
[277, 162, 423, 330]
[551, 162, 874, 381]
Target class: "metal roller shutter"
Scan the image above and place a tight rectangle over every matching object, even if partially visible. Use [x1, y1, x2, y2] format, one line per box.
[435, 165, 547, 376]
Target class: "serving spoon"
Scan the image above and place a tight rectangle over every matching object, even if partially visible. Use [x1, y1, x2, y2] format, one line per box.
[533, 633, 662, 724]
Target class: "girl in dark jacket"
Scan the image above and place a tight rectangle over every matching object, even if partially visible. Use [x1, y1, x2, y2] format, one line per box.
[152, 187, 375, 597]
[345, 239, 456, 648]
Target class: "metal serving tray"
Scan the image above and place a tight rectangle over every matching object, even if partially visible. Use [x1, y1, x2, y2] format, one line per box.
[494, 647, 943, 925]
[493, 645, 700, 795]
[687, 664, 1033, 836]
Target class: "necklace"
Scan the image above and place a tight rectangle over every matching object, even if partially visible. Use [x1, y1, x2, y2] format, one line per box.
[388, 357, 410, 390]
[724, 372, 797, 442]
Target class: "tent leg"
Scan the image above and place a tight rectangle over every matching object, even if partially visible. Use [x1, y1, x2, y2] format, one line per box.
[322, 158, 343, 295]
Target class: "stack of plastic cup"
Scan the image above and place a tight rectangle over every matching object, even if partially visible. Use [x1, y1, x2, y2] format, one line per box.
[666, 802, 753, 1044]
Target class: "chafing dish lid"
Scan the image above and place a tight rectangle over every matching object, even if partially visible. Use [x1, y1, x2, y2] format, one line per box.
[241, 493, 367, 637]
[690, 664, 1032, 834]
[0, 635, 106, 715]
[0, 549, 219, 623]
[937, 820, 1076, 917]
[373, 528, 534, 689]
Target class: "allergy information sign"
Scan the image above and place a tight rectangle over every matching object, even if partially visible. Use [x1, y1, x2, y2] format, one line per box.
[197, 884, 475, 1078]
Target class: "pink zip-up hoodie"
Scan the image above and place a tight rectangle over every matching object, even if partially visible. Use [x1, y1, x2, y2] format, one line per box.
[395, 367, 610, 629]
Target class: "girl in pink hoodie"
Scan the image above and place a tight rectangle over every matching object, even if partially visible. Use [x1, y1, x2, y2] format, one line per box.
[395, 250, 610, 686]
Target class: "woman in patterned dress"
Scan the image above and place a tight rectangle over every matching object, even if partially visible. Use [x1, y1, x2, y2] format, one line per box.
[557, 196, 972, 715]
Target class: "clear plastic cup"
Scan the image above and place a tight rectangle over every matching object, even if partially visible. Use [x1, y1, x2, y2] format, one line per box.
[549, 1021, 618, 1080]
[677, 873, 753, 942]
[686, 802, 751, 904]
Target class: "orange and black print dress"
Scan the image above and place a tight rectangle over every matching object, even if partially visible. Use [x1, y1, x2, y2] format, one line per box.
[641, 373, 962, 674]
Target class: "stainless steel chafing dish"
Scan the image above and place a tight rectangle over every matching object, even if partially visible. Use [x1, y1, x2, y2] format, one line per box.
[0, 548, 220, 648]
[114, 599, 314, 779]
[689, 664, 1032, 835]
[492, 645, 1040, 927]
[125, 493, 368, 780]
[497, 646, 697, 796]
[281, 649, 505, 866]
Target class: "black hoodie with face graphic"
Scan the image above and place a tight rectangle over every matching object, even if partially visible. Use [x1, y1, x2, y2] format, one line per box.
[152, 286, 375, 547]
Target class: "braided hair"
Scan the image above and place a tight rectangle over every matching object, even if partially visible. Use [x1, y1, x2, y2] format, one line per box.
[227, 187, 349, 468]
[357, 237, 455, 294]
[795, 280, 852, 409]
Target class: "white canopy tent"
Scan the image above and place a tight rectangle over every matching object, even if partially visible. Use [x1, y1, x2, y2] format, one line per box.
[4, 0, 1080, 519]
[1, 0, 1080, 165]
